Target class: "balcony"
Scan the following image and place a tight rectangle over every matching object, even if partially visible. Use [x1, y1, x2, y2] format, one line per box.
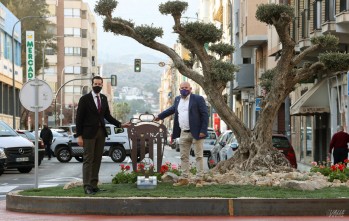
[321, 21, 336, 34]
[241, 35, 267, 48]
[336, 11, 349, 24]
[233, 64, 255, 91]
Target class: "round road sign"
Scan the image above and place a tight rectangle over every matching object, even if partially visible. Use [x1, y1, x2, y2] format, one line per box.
[19, 79, 53, 112]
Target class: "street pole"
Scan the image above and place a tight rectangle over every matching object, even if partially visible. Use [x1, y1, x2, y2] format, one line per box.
[11, 15, 48, 129]
[41, 35, 63, 126]
[59, 62, 81, 126]
[55, 75, 86, 127]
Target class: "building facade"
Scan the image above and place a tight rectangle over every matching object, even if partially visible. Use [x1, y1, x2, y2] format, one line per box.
[44, 0, 98, 127]
[0, 3, 22, 128]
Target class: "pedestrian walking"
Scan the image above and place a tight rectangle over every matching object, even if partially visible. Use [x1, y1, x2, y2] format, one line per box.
[328, 125, 349, 165]
[40, 125, 53, 160]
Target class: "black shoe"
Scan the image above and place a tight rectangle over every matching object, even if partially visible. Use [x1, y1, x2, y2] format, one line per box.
[84, 188, 95, 195]
[92, 188, 106, 193]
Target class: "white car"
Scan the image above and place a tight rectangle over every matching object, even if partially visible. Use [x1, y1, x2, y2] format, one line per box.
[0, 121, 35, 175]
[50, 124, 131, 163]
[190, 128, 217, 157]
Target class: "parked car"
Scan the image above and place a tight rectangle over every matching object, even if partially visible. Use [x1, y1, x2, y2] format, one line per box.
[272, 134, 297, 168]
[16, 130, 45, 166]
[50, 124, 131, 163]
[219, 136, 239, 161]
[190, 128, 217, 157]
[213, 134, 298, 169]
[0, 121, 34, 175]
[208, 130, 234, 168]
[175, 128, 217, 153]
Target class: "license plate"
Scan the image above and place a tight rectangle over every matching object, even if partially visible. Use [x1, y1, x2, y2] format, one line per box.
[16, 157, 29, 162]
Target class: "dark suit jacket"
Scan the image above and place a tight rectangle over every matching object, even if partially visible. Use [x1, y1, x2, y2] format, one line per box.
[76, 92, 121, 139]
[158, 94, 208, 140]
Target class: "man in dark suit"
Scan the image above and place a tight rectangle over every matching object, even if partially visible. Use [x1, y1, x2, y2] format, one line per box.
[76, 76, 130, 194]
[155, 81, 208, 187]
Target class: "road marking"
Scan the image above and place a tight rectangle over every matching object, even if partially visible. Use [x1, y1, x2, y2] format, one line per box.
[0, 186, 17, 193]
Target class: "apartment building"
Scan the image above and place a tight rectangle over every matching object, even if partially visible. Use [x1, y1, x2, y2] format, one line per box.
[288, 0, 349, 164]
[44, 0, 98, 126]
[0, 3, 22, 128]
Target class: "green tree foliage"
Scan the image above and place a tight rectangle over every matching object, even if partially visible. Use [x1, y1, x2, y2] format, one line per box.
[113, 102, 131, 122]
[3, 0, 54, 80]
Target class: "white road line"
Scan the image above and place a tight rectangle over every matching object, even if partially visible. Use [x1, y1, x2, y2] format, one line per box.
[0, 186, 17, 193]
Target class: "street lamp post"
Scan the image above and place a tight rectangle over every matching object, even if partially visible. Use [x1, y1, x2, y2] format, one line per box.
[11, 15, 49, 129]
[41, 35, 64, 125]
[58, 63, 81, 126]
[54, 77, 90, 127]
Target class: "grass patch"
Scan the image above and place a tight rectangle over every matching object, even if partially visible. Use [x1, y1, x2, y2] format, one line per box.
[20, 183, 349, 199]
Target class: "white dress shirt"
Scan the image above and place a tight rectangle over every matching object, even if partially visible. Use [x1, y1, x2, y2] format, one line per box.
[178, 94, 190, 130]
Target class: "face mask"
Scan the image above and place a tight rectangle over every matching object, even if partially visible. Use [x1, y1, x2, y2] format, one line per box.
[92, 86, 102, 94]
[180, 89, 190, 97]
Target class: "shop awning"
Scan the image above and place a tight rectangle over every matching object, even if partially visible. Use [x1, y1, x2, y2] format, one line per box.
[290, 79, 330, 115]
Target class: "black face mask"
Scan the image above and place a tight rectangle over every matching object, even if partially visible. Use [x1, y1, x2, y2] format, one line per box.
[92, 86, 102, 94]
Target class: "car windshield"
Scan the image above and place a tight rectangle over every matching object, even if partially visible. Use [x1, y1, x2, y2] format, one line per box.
[206, 131, 216, 140]
[0, 121, 18, 137]
[272, 136, 290, 148]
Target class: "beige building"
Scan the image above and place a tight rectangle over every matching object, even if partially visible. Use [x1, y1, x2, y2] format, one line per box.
[288, 0, 349, 164]
[44, 0, 98, 126]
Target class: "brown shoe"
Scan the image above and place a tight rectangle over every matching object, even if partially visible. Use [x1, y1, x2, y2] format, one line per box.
[195, 180, 203, 188]
[173, 178, 189, 187]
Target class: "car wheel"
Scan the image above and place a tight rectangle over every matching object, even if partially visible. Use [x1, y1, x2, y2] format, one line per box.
[56, 146, 72, 163]
[17, 167, 32, 173]
[190, 149, 195, 156]
[175, 143, 180, 152]
[74, 156, 83, 162]
[207, 154, 215, 169]
[0, 166, 4, 176]
[110, 145, 126, 163]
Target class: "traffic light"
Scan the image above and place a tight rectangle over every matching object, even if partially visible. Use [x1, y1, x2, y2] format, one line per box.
[111, 75, 117, 86]
[134, 59, 141, 72]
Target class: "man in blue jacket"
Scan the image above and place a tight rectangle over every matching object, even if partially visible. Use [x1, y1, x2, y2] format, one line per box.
[155, 82, 208, 187]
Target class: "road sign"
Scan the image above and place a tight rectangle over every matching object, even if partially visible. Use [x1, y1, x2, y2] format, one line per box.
[255, 98, 261, 111]
[19, 79, 53, 112]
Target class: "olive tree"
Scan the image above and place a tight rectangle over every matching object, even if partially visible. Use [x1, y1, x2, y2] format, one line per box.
[95, 0, 349, 172]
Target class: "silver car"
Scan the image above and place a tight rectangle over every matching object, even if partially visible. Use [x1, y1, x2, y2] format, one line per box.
[207, 130, 233, 168]
[219, 135, 239, 161]
[189, 128, 217, 157]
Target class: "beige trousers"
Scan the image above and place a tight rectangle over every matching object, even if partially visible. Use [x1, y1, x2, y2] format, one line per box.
[179, 131, 204, 179]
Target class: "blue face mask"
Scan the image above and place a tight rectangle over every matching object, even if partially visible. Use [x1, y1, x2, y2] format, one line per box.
[180, 89, 190, 97]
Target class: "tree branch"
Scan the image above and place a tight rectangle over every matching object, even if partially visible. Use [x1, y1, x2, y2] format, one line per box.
[292, 44, 321, 65]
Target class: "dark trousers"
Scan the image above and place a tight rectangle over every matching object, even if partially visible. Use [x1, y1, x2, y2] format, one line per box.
[82, 128, 106, 190]
[333, 148, 349, 164]
[45, 143, 53, 158]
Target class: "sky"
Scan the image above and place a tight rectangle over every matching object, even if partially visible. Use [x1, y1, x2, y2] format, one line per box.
[85, 0, 200, 65]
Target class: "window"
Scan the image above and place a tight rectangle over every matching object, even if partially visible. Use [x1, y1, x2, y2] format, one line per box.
[65, 47, 81, 56]
[64, 28, 81, 37]
[81, 29, 87, 38]
[64, 66, 81, 75]
[65, 86, 81, 93]
[44, 67, 55, 75]
[45, 47, 55, 55]
[243, 57, 251, 64]
[313, 0, 322, 30]
[81, 48, 87, 57]
[64, 8, 80, 18]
